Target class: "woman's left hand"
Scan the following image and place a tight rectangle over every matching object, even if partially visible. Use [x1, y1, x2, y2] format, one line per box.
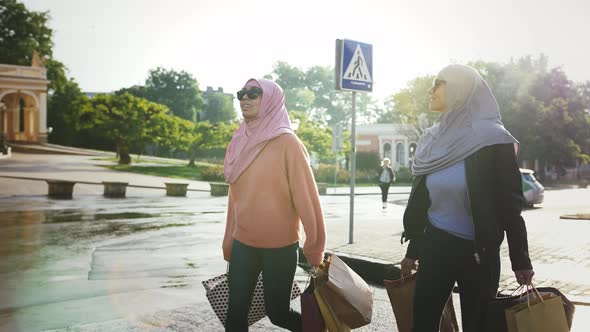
[514, 269, 534, 285]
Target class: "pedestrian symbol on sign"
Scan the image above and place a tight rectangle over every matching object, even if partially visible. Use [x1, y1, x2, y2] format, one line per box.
[343, 44, 372, 83]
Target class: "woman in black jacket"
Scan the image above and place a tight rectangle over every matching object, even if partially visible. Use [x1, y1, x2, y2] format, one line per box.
[400, 64, 534, 332]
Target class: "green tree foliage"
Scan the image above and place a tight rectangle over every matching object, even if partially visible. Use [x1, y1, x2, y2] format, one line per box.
[472, 56, 590, 173]
[200, 92, 235, 123]
[290, 111, 333, 160]
[0, 0, 53, 65]
[120, 67, 205, 122]
[265, 61, 378, 127]
[380, 75, 436, 142]
[75, 93, 173, 164]
[45, 59, 88, 146]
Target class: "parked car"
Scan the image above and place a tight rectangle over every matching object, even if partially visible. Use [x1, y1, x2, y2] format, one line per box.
[520, 168, 544, 207]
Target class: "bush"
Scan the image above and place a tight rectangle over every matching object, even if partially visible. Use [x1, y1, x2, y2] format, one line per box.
[394, 167, 414, 183]
[313, 164, 378, 184]
[356, 151, 381, 171]
[200, 165, 224, 181]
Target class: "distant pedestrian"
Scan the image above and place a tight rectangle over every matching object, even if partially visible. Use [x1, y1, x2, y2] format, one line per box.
[378, 157, 396, 209]
[400, 64, 534, 331]
[222, 78, 327, 332]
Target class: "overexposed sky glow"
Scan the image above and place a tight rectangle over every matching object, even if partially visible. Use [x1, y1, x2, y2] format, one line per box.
[22, 0, 590, 103]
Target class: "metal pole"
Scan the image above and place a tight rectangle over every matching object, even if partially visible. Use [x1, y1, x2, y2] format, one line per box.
[349, 91, 357, 244]
[334, 155, 338, 185]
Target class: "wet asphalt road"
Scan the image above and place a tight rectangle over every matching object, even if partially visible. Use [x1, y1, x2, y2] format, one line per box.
[0, 191, 404, 331]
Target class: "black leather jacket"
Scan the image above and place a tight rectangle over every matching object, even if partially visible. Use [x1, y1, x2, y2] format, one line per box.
[402, 143, 533, 271]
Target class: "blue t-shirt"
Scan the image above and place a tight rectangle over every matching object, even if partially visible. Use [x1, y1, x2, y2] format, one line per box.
[426, 160, 475, 240]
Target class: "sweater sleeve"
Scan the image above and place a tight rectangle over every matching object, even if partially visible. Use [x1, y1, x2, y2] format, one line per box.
[286, 137, 327, 266]
[222, 189, 235, 262]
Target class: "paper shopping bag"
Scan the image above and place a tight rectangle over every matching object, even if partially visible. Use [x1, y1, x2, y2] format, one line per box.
[383, 273, 416, 332]
[314, 286, 351, 332]
[505, 291, 568, 332]
[486, 286, 575, 332]
[384, 272, 459, 332]
[318, 254, 374, 328]
[301, 279, 326, 332]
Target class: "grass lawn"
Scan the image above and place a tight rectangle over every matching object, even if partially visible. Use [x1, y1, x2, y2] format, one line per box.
[104, 164, 204, 181]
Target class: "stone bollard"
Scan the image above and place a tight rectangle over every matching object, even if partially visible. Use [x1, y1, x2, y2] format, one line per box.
[316, 182, 328, 195]
[165, 183, 189, 197]
[102, 181, 128, 198]
[210, 182, 229, 196]
[47, 180, 76, 199]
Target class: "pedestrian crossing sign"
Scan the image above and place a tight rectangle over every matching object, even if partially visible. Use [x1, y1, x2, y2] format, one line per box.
[335, 39, 373, 92]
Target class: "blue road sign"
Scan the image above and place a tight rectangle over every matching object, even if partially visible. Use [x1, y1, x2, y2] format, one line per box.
[336, 39, 373, 92]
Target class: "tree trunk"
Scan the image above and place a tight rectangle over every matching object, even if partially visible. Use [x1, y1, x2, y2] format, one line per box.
[188, 146, 196, 167]
[118, 145, 131, 165]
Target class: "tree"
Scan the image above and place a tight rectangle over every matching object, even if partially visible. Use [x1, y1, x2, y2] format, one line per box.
[0, 0, 53, 65]
[200, 92, 235, 123]
[142, 67, 204, 122]
[266, 62, 379, 127]
[45, 59, 87, 146]
[290, 111, 333, 160]
[173, 120, 237, 167]
[380, 75, 436, 141]
[471, 56, 590, 177]
[75, 93, 173, 164]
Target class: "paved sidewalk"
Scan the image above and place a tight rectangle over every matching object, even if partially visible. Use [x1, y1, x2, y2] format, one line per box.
[1, 152, 589, 331]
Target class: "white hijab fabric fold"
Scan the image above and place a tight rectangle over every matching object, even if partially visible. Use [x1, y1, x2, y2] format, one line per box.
[411, 64, 518, 176]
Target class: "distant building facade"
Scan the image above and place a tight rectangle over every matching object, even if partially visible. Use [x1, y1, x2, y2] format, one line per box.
[356, 123, 418, 170]
[0, 63, 50, 143]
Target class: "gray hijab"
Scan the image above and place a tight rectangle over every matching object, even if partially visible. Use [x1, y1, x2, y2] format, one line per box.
[411, 64, 518, 176]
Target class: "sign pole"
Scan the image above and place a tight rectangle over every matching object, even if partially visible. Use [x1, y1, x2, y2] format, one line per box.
[349, 91, 357, 244]
[335, 38, 372, 245]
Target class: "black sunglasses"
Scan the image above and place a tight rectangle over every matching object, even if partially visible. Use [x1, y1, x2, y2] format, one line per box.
[237, 87, 263, 101]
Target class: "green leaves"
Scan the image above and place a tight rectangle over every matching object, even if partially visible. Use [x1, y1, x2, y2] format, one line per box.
[0, 0, 53, 65]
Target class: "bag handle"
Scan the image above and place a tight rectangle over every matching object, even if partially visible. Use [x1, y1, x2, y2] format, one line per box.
[524, 284, 544, 308]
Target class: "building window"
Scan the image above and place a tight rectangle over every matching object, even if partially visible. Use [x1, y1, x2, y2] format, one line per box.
[409, 143, 417, 159]
[383, 142, 392, 160]
[396, 143, 405, 165]
[19, 98, 25, 132]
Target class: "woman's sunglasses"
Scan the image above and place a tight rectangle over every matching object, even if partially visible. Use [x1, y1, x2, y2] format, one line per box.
[237, 87, 263, 101]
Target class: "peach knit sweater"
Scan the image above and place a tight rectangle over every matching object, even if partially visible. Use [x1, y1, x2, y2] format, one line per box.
[222, 133, 326, 265]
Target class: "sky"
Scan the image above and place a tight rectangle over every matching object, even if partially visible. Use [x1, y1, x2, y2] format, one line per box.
[22, 0, 590, 104]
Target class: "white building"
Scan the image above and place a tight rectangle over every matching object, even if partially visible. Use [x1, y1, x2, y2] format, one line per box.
[356, 123, 417, 170]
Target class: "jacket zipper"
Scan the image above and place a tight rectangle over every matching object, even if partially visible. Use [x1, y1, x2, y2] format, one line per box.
[465, 165, 481, 265]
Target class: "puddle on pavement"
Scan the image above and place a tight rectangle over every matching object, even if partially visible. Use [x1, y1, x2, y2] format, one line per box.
[0, 210, 178, 225]
[0, 208, 195, 260]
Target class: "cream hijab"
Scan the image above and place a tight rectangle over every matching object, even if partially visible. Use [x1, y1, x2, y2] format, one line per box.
[224, 78, 294, 184]
[411, 64, 518, 176]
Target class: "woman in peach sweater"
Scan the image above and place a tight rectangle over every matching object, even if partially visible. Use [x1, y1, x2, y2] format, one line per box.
[222, 78, 327, 332]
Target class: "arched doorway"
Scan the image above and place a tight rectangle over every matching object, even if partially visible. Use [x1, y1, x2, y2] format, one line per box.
[382, 142, 392, 160]
[0, 92, 38, 142]
[0, 63, 50, 143]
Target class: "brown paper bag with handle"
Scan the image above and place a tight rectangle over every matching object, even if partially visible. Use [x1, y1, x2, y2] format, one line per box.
[316, 254, 374, 328]
[384, 272, 459, 332]
[505, 287, 569, 332]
